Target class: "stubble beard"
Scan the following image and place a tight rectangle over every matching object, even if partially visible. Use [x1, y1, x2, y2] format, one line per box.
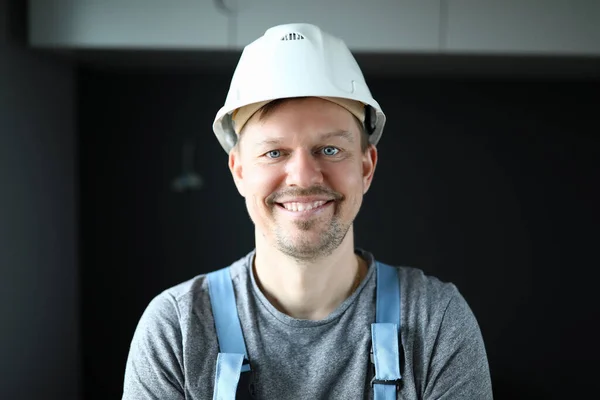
[274, 204, 352, 262]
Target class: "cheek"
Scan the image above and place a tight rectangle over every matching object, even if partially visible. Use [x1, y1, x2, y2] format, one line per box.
[243, 165, 281, 208]
[328, 162, 364, 194]
[335, 163, 366, 211]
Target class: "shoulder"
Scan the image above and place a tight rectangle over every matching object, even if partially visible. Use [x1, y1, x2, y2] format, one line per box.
[139, 253, 251, 327]
[390, 264, 486, 365]
[383, 264, 491, 397]
[131, 275, 206, 346]
[386, 264, 477, 336]
[394, 265, 460, 312]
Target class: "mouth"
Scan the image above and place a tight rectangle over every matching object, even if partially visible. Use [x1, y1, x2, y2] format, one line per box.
[275, 200, 335, 214]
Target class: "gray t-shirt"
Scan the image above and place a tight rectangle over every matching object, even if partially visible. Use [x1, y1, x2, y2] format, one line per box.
[123, 250, 492, 399]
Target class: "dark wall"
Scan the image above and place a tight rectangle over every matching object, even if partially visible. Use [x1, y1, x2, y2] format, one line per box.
[0, 1, 79, 399]
[79, 67, 599, 399]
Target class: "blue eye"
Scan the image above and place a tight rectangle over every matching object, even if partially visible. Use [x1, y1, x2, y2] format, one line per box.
[266, 150, 281, 159]
[321, 146, 339, 156]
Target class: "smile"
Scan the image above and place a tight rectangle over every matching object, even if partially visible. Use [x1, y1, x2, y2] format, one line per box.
[277, 200, 333, 213]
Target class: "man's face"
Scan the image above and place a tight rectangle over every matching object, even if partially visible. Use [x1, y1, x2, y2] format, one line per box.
[229, 97, 378, 261]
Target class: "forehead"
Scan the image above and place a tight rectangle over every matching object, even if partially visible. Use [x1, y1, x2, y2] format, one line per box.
[240, 97, 360, 143]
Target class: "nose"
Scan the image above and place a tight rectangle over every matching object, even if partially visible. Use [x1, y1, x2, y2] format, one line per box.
[285, 149, 324, 188]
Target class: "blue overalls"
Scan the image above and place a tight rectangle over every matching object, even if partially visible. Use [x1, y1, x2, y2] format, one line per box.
[206, 262, 402, 400]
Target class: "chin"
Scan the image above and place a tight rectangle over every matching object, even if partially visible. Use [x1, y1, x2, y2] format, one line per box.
[276, 223, 350, 259]
[276, 242, 337, 261]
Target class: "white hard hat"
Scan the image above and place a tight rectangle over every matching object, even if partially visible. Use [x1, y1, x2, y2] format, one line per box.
[212, 23, 386, 154]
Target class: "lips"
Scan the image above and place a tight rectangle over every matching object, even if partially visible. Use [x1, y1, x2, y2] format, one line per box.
[279, 200, 328, 212]
[267, 188, 343, 213]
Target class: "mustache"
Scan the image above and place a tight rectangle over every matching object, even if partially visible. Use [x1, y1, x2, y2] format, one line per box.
[266, 186, 344, 204]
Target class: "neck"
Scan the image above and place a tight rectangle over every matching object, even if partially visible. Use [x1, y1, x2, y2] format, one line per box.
[253, 226, 365, 320]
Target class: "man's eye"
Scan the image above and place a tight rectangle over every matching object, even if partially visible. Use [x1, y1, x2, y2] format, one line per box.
[266, 150, 281, 159]
[321, 146, 340, 156]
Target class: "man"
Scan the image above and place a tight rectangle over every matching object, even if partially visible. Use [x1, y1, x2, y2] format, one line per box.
[123, 23, 492, 399]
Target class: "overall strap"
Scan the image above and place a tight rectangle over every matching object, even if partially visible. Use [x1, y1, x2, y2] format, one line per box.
[371, 262, 402, 400]
[207, 267, 251, 400]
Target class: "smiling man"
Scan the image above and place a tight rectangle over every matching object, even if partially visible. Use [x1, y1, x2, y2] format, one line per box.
[123, 24, 493, 400]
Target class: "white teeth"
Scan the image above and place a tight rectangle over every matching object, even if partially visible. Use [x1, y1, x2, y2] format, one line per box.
[282, 200, 327, 212]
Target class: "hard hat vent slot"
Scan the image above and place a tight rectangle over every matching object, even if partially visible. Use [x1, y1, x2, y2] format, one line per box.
[281, 32, 305, 41]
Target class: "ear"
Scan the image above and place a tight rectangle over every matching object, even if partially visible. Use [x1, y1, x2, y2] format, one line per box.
[228, 147, 245, 197]
[362, 144, 378, 194]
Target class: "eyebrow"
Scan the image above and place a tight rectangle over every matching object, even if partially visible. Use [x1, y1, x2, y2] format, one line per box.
[254, 130, 354, 147]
